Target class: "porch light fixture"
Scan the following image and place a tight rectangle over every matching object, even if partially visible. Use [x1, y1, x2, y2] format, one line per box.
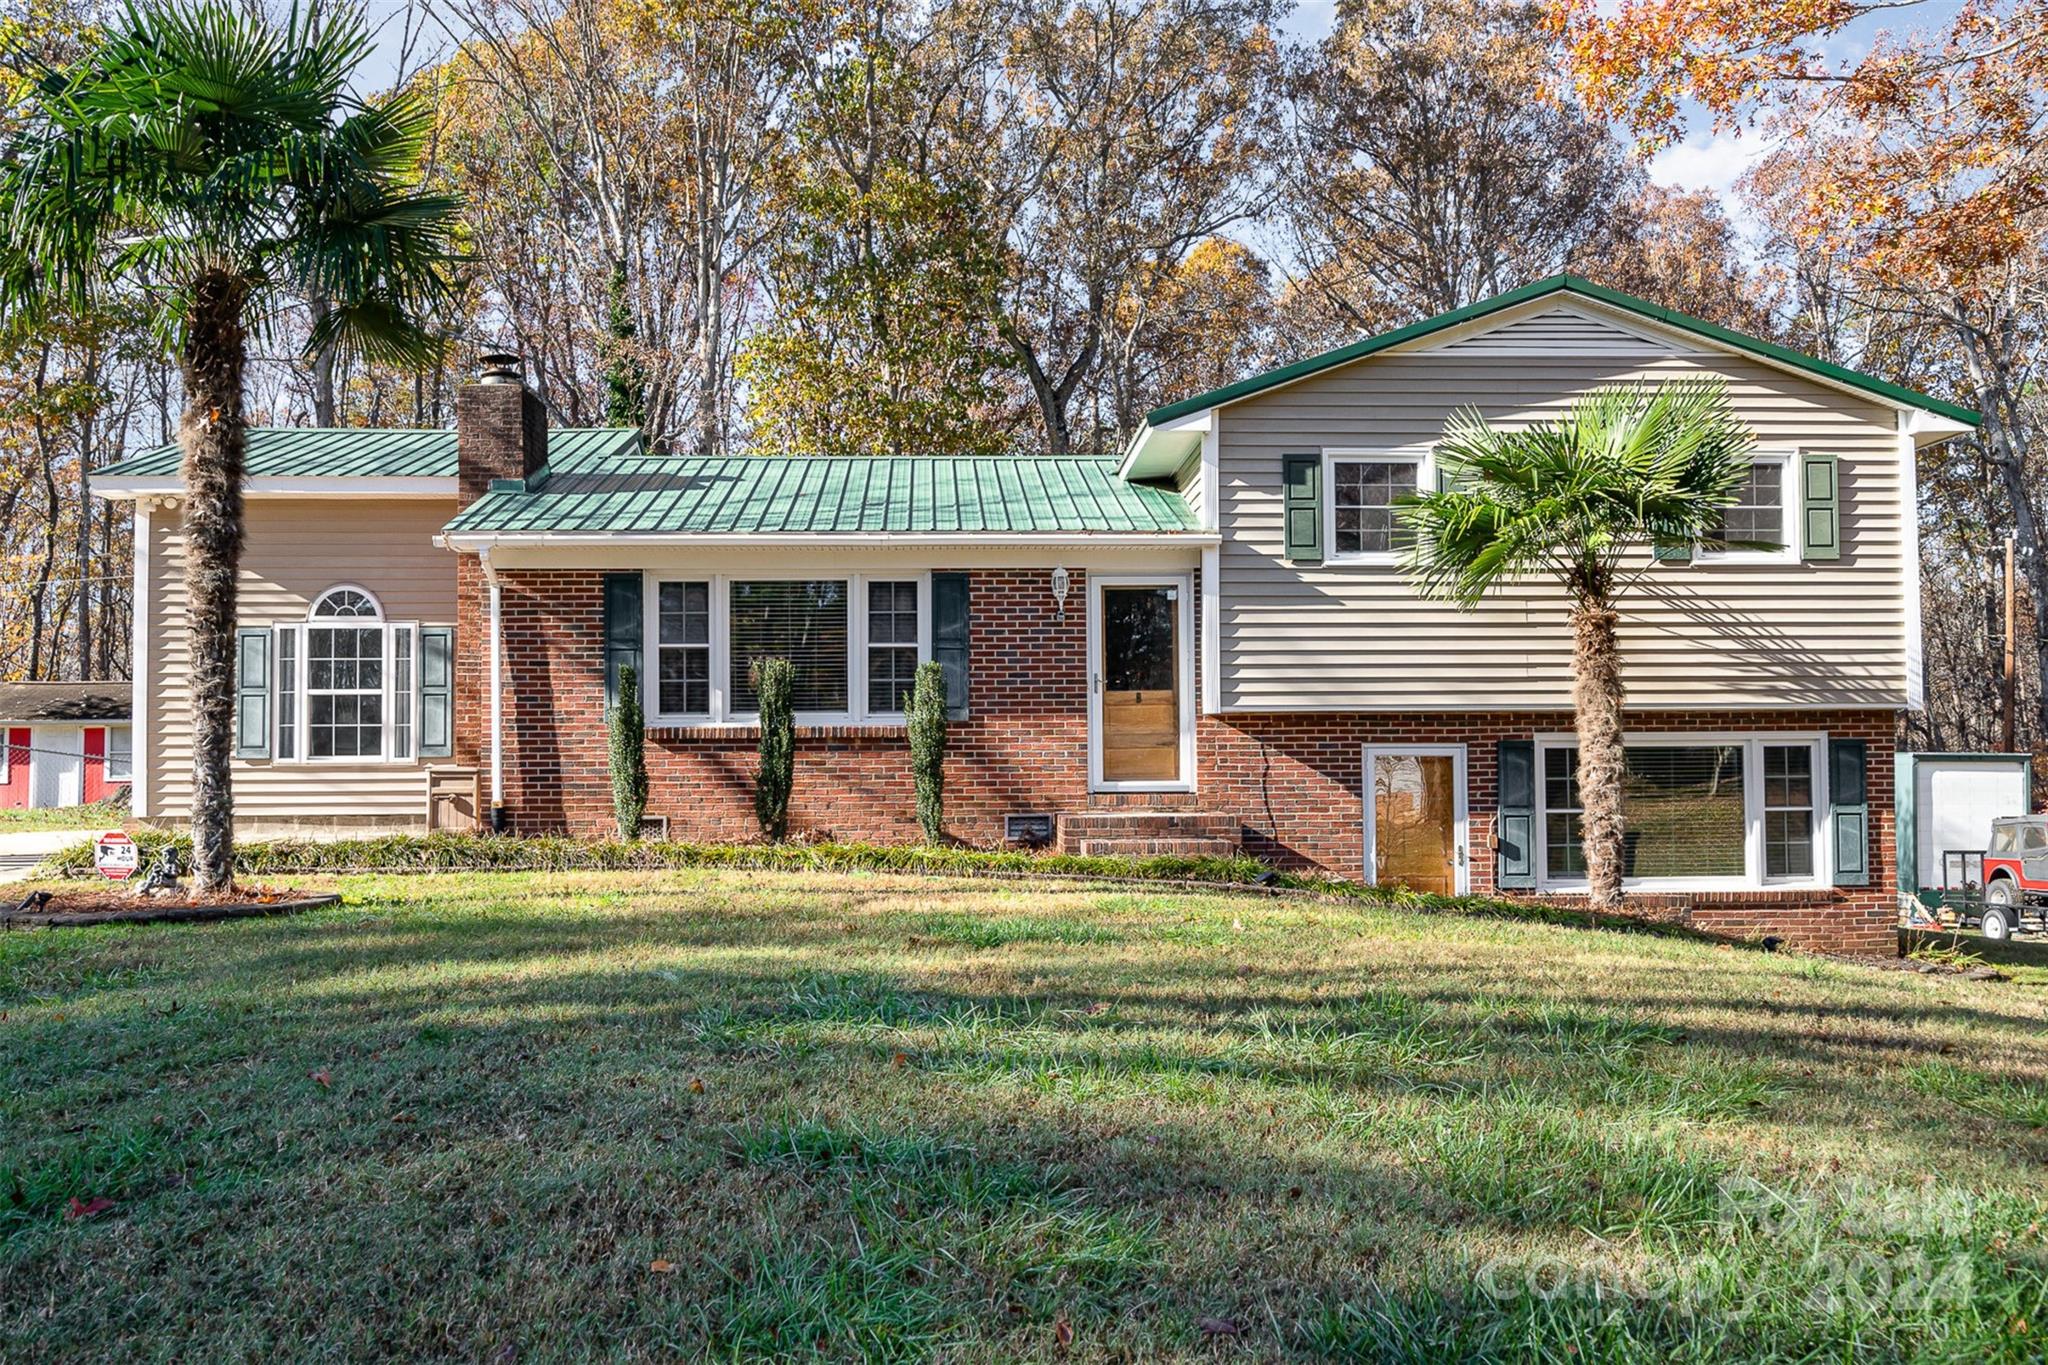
[1050, 566, 1070, 620]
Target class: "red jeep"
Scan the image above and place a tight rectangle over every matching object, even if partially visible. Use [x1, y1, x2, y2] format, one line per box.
[1973, 816, 2048, 940]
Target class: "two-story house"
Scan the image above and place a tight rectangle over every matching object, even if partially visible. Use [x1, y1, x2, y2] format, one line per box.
[91, 277, 1978, 952]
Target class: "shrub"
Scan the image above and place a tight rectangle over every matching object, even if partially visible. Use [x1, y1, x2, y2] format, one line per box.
[609, 663, 649, 839]
[753, 656, 795, 841]
[907, 659, 947, 843]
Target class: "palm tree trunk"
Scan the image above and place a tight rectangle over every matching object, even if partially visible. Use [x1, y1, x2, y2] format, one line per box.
[1572, 592, 1627, 911]
[180, 270, 250, 892]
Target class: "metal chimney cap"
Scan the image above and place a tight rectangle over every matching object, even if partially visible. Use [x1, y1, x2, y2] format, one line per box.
[477, 351, 523, 384]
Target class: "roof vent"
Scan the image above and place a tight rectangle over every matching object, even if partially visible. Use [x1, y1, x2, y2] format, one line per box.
[477, 351, 523, 385]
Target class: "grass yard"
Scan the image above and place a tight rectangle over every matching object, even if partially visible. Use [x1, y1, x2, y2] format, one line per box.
[0, 797, 124, 833]
[4, 870, 2046, 1362]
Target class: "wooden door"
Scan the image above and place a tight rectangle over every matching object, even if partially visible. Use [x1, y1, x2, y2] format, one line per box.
[1099, 585, 1181, 783]
[1371, 751, 1459, 894]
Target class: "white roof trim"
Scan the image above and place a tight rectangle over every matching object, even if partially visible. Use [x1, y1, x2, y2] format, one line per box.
[92, 475, 457, 500]
[439, 530, 1219, 551]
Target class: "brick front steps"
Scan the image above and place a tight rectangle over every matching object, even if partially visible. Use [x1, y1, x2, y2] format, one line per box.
[1058, 811, 1241, 859]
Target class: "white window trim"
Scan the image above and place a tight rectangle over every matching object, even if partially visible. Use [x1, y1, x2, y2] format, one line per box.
[268, 586, 422, 765]
[1532, 731, 1829, 893]
[642, 571, 932, 728]
[1698, 448, 1799, 565]
[0, 727, 10, 785]
[1362, 743, 1470, 894]
[102, 727, 133, 784]
[1324, 447, 1434, 566]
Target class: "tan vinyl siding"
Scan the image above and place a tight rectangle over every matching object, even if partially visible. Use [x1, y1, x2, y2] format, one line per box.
[1216, 350, 1909, 710]
[145, 498, 457, 820]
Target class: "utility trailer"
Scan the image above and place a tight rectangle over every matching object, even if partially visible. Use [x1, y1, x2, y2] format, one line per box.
[1934, 825, 2048, 941]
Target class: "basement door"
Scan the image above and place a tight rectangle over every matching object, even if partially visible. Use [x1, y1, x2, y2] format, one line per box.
[1088, 575, 1194, 792]
[1363, 744, 1468, 894]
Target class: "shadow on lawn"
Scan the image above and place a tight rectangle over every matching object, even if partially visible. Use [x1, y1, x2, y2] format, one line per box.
[5, 895, 2043, 1360]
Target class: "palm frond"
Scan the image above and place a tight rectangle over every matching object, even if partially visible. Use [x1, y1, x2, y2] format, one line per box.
[1399, 380, 1757, 607]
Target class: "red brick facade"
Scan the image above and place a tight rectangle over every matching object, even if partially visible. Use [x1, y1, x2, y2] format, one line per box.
[453, 559, 1900, 954]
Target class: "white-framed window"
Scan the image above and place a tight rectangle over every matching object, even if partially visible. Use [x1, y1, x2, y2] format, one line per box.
[1535, 733, 1827, 890]
[643, 572, 931, 726]
[1700, 450, 1797, 563]
[104, 727, 132, 784]
[1325, 449, 1430, 563]
[270, 586, 419, 763]
[655, 581, 712, 716]
[865, 580, 921, 715]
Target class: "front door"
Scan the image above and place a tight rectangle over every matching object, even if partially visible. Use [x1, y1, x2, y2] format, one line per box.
[31, 727, 84, 810]
[1091, 578, 1190, 789]
[1365, 745, 1467, 894]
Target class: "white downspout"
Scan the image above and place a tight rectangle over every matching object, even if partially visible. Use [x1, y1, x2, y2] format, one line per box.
[481, 544, 505, 830]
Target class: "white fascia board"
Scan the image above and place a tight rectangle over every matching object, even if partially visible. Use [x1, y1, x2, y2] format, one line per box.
[1900, 411, 1928, 712]
[92, 475, 457, 500]
[1117, 410, 1211, 480]
[438, 530, 1220, 551]
[1901, 409, 1976, 446]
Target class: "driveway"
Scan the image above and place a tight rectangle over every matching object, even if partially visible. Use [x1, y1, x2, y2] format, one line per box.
[0, 830, 95, 883]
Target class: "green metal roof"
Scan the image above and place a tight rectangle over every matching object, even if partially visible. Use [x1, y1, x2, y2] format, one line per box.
[1144, 274, 1982, 428]
[94, 427, 637, 481]
[445, 450, 1199, 536]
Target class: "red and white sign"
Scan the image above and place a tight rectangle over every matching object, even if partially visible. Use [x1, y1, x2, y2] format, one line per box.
[94, 830, 139, 881]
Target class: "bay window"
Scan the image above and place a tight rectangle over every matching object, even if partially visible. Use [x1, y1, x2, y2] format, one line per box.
[1535, 734, 1826, 888]
[644, 573, 928, 724]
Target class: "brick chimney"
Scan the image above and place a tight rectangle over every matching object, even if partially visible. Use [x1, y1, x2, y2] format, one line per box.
[456, 351, 547, 507]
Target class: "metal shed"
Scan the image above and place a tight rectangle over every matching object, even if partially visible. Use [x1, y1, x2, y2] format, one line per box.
[1896, 751, 2035, 905]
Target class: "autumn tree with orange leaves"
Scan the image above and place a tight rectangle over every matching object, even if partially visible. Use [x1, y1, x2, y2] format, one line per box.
[1553, 0, 2048, 736]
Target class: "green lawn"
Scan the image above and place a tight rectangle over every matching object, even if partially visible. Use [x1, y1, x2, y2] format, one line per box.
[0, 796, 125, 833]
[3, 870, 2045, 1361]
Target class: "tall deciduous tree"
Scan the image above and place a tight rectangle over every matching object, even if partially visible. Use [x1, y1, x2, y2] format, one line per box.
[1399, 382, 1754, 910]
[1, 1, 460, 888]
[740, 0, 1018, 454]
[1281, 0, 1641, 350]
[994, 0, 1281, 453]
[431, 0, 786, 453]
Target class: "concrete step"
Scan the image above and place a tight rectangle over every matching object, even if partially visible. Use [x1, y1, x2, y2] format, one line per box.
[1075, 837, 1242, 859]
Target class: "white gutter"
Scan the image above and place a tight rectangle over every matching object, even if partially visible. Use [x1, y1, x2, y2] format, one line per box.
[436, 530, 1217, 551]
[93, 475, 457, 501]
[481, 546, 505, 829]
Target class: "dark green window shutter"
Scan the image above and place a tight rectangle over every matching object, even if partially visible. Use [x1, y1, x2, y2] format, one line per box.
[419, 626, 454, 758]
[932, 571, 970, 720]
[603, 573, 643, 713]
[235, 627, 271, 760]
[1282, 453, 1322, 564]
[1496, 738, 1536, 889]
[1829, 737, 1869, 886]
[1800, 451, 1841, 561]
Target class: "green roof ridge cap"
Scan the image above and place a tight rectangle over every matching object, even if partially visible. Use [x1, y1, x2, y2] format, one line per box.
[1143, 273, 1980, 429]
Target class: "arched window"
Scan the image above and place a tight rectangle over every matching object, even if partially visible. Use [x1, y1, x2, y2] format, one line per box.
[272, 585, 414, 761]
[311, 586, 382, 619]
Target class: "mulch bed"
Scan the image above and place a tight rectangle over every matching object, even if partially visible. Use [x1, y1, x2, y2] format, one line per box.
[1, 887, 339, 929]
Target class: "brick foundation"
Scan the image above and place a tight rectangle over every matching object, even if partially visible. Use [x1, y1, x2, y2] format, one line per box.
[454, 560, 1901, 955]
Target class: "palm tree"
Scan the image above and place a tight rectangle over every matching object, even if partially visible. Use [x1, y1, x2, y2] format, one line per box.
[1399, 380, 1755, 911]
[1, 2, 460, 891]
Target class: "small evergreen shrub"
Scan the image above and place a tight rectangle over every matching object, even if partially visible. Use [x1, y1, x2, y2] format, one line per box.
[907, 659, 947, 843]
[609, 663, 649, 839]
[753, 656, 795, 841]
